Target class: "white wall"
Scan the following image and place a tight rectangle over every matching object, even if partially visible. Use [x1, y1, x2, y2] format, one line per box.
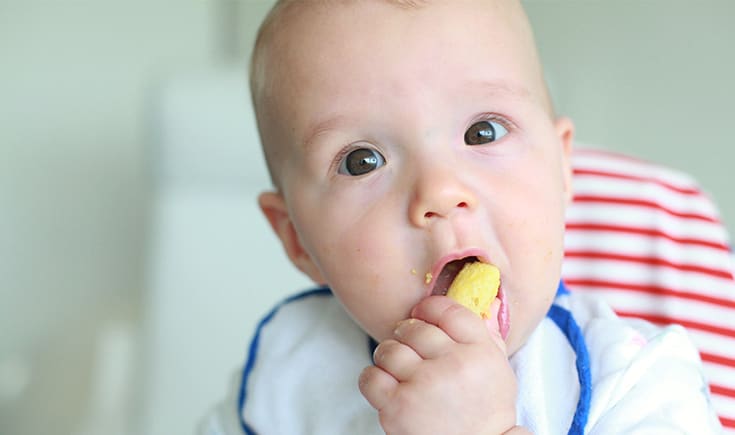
[0, 3, 218, 434]
[525, 0, 735, 237]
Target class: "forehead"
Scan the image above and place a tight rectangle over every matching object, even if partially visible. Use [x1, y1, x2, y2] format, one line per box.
[254, 0, 546, 168]
[264, 2, 539, 103]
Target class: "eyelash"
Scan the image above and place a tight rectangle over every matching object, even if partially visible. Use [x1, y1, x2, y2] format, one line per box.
[468, 112, 516, 134]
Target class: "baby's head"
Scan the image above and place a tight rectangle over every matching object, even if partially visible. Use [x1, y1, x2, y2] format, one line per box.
[252, 0, 574, 355]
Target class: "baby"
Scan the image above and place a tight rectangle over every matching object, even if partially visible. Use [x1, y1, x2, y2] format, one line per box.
[202, 1, 722, 433]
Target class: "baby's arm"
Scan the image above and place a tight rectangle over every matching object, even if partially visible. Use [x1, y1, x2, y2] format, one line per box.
[359, 296, 527, 435]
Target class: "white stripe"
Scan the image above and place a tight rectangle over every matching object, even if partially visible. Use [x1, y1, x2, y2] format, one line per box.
[562, 259, 735, 301]
[684, 329, 735, 364]
[572, 150, 700, 189]
[562, 273, 735, 312]
[703, 364, 735, 391]
[572, 176, 720, 218]
[566, 204, 729, 242]
[564, 231, 733, 273]
[568, 288, 735, 344]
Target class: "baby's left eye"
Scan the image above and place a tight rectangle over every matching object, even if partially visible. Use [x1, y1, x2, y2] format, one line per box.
[464, 119, 508, 145]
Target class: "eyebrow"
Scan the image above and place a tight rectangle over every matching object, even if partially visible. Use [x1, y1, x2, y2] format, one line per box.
[468, 79, 532, 100]
[302, 115, 347, 152]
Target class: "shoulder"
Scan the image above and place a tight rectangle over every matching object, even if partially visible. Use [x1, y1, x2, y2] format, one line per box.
[246, 287, 357, 364]
[203, 287, 380, 435]
[560, 291, 701, 363]
[560, 292, 722, 432]
[559, 291, 702, 385]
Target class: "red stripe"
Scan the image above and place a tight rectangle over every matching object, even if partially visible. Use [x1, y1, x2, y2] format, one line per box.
[701, 352, 735, 369]
[565, 222, 730, 252]
[721, 416, 735, 429]
[573, 195, 720, 223]
[711, 384, 735, 399]
[573, 168, 700, 195]
[615, 310, 735, 339]
[563, 279, 735, 309]
[565, 251, 734, 280]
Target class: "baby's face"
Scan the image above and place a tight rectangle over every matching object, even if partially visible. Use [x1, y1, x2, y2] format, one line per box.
[257, 0, 573, 355]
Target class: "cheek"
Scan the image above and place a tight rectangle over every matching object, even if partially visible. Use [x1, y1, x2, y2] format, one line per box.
[493, 157, 567, 349]
[295, 193, 419, 340]
[499, 192, 565, 276]
[309, 203, 393, 280]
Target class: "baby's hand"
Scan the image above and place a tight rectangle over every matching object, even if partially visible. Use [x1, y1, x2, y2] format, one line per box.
[359, 296, 520, 435]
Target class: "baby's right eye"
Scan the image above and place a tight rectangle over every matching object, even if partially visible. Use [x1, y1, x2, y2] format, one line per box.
[338, 148, 386, 176]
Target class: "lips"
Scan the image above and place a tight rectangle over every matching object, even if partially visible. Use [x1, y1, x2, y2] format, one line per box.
[496, 286, 510, 340]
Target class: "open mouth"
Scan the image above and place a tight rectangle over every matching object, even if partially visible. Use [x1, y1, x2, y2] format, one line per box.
[428, 254, 510, 340]
[431, 256, 480, 296]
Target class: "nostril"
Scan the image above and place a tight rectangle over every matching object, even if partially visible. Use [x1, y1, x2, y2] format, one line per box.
[423, 202, 468, 219]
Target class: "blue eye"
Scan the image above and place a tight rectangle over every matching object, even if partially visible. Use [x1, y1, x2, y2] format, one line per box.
[338, 148, 385, 176]
[464, 120, 508, 145]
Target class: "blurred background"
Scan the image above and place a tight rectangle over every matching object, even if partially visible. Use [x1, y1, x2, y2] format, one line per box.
[1, 1, 732, 434]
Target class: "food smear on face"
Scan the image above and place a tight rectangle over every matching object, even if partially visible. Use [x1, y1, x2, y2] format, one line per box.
[424, 272, 433, 284]
[445, 262, 500, 318]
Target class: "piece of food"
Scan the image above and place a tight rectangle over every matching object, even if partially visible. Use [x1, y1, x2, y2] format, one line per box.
[424, 272, 433, 284]
[445, 262, 500, 319]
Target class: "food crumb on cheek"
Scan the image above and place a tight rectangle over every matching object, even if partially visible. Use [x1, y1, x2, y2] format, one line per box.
[411, 269, 417, 275]
[424, 272, 433, 284]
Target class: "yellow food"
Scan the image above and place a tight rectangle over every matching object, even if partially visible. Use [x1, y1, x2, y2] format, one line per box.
[446, 262, 500, 319]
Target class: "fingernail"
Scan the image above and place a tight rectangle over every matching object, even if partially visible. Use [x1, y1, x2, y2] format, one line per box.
[372, 345, 381, 363]
[394, 318, 416, 337]
[393, 320, 403, 337]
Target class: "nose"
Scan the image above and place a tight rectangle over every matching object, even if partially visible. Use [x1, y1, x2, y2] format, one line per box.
[407, 162, 478, 227]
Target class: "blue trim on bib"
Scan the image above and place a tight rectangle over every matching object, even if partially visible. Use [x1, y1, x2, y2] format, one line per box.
[237, 282, 591, 434]
[237, 287, 332, 434]
[548, 281, 591, 435]
[556, 280, 570, 296]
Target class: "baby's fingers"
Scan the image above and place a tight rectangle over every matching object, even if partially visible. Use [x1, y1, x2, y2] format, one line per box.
[372, 339, 422, 382]
[358, 365, 396, 411]
[392, 318, 454, 359]
[411, 295, 490, 344]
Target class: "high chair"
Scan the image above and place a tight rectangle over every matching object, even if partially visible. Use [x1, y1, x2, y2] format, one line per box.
[563, 148, 735, 431]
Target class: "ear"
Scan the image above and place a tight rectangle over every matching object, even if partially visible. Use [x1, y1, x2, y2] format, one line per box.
[258, 191, 326, 284]
[554, 116, 575, 205]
